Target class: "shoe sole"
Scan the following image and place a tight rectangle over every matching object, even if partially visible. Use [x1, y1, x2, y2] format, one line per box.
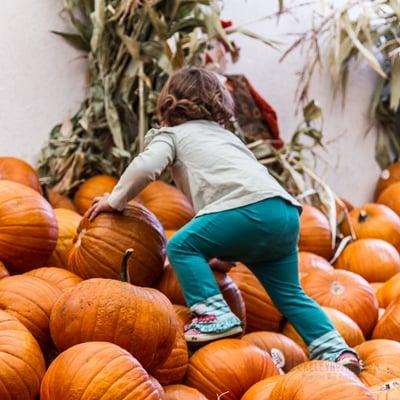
[337, 360, 362, 376]
[185, 326, 243, 343]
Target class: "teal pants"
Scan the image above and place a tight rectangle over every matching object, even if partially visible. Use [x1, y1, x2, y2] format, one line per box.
[167, 197, 356, 360]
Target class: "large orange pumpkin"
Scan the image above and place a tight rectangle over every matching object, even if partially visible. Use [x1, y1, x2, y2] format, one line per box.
[242, 331, 308, 372]
[68, 201, 166, 286]
[40, 342, 162, 400]
[0, 275, 62, 350]
[299, 205, 333, 260]
[0, 310, 46, 400]
[375, 161, 400, 199]
[48, 208, 81, 267]
[372, 300, 400, 341]
[335, 239, 400, 282]
[164, 385, 207, 400]
[228, 263, 283, 332]
[0, 180, 58, 273]
[377, 182, 400, 216]
[241, 376, 283, 400]
[0, 261, 9, 279]
[377, 273, 400, 308]
[26, 267, 82, 292]
[46, 188, 77, 211]
[50, 277, 177, 371]
[341, 204, 400, 251]
[298, 252, 333, 278]
[73, 174, 118, 214]
[355, 340, 400, 386]
[370, 380, 400, 399]
[269, 361, 375, 399]
[138, 181, 195, 230]
[156, 264, 246, 324]
[282, 306, 365, 352]
[0, 156, 41, 192]
[185, 339, 280, 400]
[302, 269, 378, 337]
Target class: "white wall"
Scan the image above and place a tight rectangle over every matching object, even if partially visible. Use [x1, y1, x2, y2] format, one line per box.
[0, 0, 380, 204]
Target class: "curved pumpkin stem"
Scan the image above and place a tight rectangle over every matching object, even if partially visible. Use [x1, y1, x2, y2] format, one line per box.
[120, 248, 134, 283]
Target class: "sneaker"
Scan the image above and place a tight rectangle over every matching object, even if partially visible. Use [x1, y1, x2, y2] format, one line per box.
[336, 351, 362, 376]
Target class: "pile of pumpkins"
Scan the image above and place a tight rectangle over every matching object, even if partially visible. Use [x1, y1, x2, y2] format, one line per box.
[2, 156, 400, 399]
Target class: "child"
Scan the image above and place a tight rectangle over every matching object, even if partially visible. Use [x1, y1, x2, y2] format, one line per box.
[86, 66, 361, 374]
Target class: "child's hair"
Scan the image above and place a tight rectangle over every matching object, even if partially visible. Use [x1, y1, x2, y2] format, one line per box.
[156, 66, 235, 127]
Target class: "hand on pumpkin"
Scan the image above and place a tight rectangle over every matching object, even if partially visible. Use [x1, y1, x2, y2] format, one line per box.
[85, 194, 116, 221]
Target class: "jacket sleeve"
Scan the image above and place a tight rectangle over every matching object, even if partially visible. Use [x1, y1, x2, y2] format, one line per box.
[107, 133, 175, 211]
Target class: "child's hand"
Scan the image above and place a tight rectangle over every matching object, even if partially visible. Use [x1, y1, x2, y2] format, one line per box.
[85, 194, 116, 221]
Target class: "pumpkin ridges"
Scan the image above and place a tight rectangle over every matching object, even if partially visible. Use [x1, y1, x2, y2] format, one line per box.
[164, 384, 207, 400]
[372, 301, 400, 341]
[377, 273, 400, 308]
[241, 376, 283, 400]
[26, 267, 82, 292]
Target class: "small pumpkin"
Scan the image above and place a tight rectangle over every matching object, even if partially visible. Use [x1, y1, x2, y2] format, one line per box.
[185, 339, 280, 400]
[241, 376, 283, 400]
[377, 273, 400, 308]
[40, 342, 162, 400]
[372, 300, 400, 341]
[299, 205, 333, 260]
[0, 261, 9, 279]
[228, 263, 283, 332]
[48, 208, 82, 267]
[138, 181, 195, 230]
[370, 380, 400, 399]
[301, 269, 378, 337]
[375, 161, 400, 199]
[73, 174, 118, 214]
[0, 310, 46, 400]
[164, 385, 207, 400]
[335, 239, 400, 282]
[377, 182, 400, 217]
[341, 204, 400, 252]
[46, 188, 77, 211]
[298, 252, 333, 278]
[242, 331, 308, 372]
[26, 267, 82, 292]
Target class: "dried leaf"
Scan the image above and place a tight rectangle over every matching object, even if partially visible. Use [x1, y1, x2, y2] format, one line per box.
[390, 56, 400, 111]
[51, 31, 90, 52]
[90, 0, 105, 52]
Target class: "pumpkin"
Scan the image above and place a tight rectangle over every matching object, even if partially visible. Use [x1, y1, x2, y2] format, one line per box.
[152, 328, 189, 386]
[241, 376, 283, 400]
[228, 263, 283, 332]
[73, 174, 118, 214]
[165, 230, 176, 240]
[335, 239, 400, 282]
[26, 267, 82, 292]
[0, 275, 62, 349]
[269, 361, 375, 400]
[50, 275, 177, 371]
[68, 201, 166, 286]
[302, 269, 378, 337]
[185, 339, 280, 400]
[0, 310, 46, 400]
[173, 305, 192, 327]
[46, 188, 77, 211]
[282, 306, 365, 352]
[371, 282, 384, 294]
[377, 273, 400, 308]
[370, 380, 400, 399]
[0, 261, 9, 279]
[298, 252, 333, 278]
[0, 180, 58, 273]
[341, 204, 400, 252]
[242, 331, 308, 372]
[138, 181, 195, 230]
[0, 156, 41, 192]
[375, 161, 400, 199]
[40, 342, 162, 400]
[156, 264, 246, 324]
[164, 385, 207, 400]
[377, 182, 400, 217]
[355, 339, 400, 386]
[48, 208, 81, 267]
[148, 377, 165, 397]
[299, 205, 333, 260]
[372, 300, 400, 341]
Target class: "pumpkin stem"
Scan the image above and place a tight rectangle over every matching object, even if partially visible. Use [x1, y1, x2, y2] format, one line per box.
[120, 248, 134, 283]
[358, 210, 368, 223]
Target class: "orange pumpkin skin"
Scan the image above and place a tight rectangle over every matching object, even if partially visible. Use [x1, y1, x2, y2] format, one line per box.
[241, 376, 283, 400]
[26, 267, 82, 292]
[341, 204, 400, 251]
[173, 305, 192, 327]
[377, 182, 400, 216]
[375, 162, 400, 199]
[242, 332, 308, 372]
[377, 273, 400, 308]
[50, 278, 177, 371]
[0, 180, 58, 273]
[371, 282, 384, 294]
[0, 275, 62, 350]
[46, 189, 77, 211]
[370, 380, 400, 399]
[355, 340, 400, 386]
[185, 339, 280, 400]
[372, 301, 400, 341]
[269, 361, 375, 400]
[0, 156, 41, 192]
[299, 205, 333, 260]
[164, 385, 207, 400]
[68, 201, 166, 286]
[302, 269, 378, 337]
[0, 310, 46, 400]
[335, 239, 400, 282]
[228, 263, 283, 332]
[48, 208, 81, 267]
[157, 264, 246, 324]
[40, 342, 162, 400]
[138, 181, 195, 230]
[298, 252, 333, 278]
[73, 174, 118, 214]
[0, 261, 9, 279]
[282, 306, 365, 352]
